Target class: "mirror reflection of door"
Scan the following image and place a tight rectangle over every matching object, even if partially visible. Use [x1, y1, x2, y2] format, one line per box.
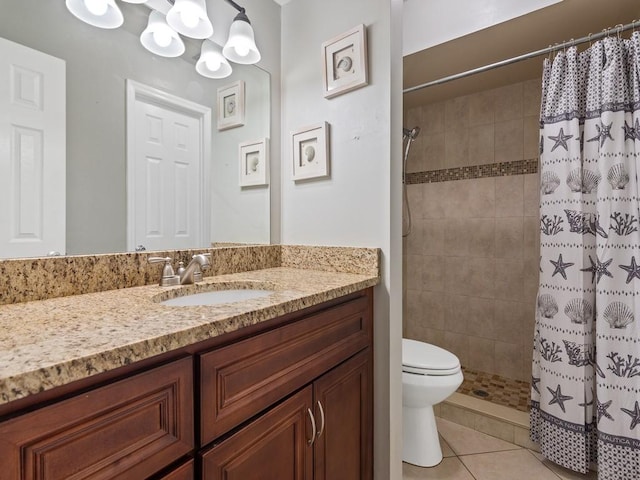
[126, 81, 211, 252]
[0, 37, 65, 258]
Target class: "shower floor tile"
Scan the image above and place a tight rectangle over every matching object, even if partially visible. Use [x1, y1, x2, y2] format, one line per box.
[457, 367, 531, 412]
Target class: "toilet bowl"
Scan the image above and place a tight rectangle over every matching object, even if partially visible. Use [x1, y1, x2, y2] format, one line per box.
[402, 338, 463, 467]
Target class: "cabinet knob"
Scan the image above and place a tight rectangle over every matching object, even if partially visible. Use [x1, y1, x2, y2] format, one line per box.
[316, 401, 325, 438]
[306, 408, 316, 446]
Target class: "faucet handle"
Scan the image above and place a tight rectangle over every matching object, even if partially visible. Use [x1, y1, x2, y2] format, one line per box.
[148, 257, 180, 287]
[148, 256, 171, 264]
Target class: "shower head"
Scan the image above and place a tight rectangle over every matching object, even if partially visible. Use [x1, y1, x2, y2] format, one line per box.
[403, 126, 421, 140]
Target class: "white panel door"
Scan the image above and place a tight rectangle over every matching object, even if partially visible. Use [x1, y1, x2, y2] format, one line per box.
[131, 95, 203, 251]
[0, 37, 65, 258]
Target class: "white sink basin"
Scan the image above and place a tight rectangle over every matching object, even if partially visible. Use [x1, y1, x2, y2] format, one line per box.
[160, 289, 274, 306]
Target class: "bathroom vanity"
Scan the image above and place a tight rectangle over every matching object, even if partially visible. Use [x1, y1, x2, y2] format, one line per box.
[0, 249, 378, 480]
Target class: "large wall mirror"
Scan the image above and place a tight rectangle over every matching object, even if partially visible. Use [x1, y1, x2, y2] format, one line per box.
[0, 0, 270, 259]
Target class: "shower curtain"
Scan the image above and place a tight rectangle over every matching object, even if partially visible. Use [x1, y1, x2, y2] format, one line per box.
[531, 32, 640, 479]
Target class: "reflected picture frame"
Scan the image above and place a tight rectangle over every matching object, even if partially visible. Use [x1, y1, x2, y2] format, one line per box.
[239, 138, 269, 187]
[322, 24, 368, 99]
[217, 80, 245, 130]
[292, 122, 330, 181]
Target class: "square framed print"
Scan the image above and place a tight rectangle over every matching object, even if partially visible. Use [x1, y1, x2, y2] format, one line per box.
[292, 122, 330, 181]
[217, 80, 245, 130]
[322, 24, 368, 99]
[239, 138, 269, 187]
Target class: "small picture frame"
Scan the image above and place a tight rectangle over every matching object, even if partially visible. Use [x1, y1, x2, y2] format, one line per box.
[322, 24, 368, 99]
[217, 80, 245, 130]
[292, 122, 330, 181]
[239, 138, 269, 187]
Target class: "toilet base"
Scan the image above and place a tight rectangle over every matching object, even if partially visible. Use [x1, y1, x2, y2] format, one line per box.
[403, 404, 442, 467]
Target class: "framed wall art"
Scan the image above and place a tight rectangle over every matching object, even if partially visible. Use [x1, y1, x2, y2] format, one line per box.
[239, 138, 269, 187]
[217, 80, 245, 130]
[291, 122, 330, 181]
[321, 24, 368, 99]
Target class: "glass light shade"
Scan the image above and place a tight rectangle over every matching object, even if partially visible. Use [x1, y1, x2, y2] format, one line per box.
[222, 13, 260, 65]
[65, 0, 123, 29]
[166, 0, 213, 40]
[196, 40, 232, 79]
[120, 0, 147, 3]
[140, 11, 185, 58]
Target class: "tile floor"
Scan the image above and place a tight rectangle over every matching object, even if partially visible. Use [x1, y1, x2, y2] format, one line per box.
[458, 367, 531, 412]
[403, 418, 597, 480]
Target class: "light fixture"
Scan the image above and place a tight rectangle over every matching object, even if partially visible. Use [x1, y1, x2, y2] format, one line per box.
[140, 11, 185, 58]
[166, 0, 214, 40]
[66, 0, 262, 78]
[65, 0, 123, 29]
[222, 2, 261, 65]
[196, 40, 232, 79]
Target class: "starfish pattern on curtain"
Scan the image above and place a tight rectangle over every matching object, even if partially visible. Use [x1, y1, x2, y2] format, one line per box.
[530, 32, 640, 479]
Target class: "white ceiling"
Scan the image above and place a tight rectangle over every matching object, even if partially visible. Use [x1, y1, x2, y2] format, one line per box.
[403, 0, 563, 56]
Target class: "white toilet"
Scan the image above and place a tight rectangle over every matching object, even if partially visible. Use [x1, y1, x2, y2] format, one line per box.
[402, 338, 463, 467]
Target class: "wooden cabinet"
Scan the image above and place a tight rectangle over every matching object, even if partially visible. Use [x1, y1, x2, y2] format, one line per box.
[313, 350, 372, 480]
[158, 459, 195, 480]
[201, 350, 372, 480]
[202, 387, 314, 480]
[0, 288, 373, 480]
[199, 294, 371, 445]
[0, 357, 194, 480]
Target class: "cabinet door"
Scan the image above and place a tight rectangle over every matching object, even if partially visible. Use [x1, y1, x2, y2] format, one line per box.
[313, 350, 372, 480]
[202, 387, 313, 480]
[0, 357, 194, 480]
[158, 459, 194, 480]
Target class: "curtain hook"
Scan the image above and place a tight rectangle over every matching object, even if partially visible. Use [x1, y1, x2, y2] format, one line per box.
[633, 20, 638, 34]
[587, 32, 593, 47]
[615, 23, 623, 39]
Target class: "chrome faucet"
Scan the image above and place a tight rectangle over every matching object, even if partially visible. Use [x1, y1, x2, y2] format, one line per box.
[179, 253, 211, 285]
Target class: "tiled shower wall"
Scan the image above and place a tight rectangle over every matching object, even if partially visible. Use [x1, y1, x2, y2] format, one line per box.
[403, 79, 542, 382]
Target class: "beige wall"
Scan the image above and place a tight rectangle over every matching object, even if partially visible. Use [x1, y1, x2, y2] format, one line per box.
[403, 79, 542, 382]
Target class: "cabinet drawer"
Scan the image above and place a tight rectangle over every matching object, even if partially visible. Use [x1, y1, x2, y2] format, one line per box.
[0, 357, 194, 480]
[200, 294, 371, 444]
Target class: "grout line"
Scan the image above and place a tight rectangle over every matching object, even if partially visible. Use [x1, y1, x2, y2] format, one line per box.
[457, 455, 480, 480]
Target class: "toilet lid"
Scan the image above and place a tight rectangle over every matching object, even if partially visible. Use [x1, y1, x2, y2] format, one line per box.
[402, 338, 461, 373]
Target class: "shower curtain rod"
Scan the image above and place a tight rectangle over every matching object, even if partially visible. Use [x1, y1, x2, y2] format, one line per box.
[403, 19, 640, 94]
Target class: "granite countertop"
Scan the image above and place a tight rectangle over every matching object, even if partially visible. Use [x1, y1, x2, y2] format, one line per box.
[0, 266, 379, 406]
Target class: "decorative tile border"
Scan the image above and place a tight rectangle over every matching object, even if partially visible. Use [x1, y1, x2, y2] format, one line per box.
[406, 158, 539, 185]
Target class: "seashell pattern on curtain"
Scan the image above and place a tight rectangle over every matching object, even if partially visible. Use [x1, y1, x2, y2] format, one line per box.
[531, 31, 640, 479]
